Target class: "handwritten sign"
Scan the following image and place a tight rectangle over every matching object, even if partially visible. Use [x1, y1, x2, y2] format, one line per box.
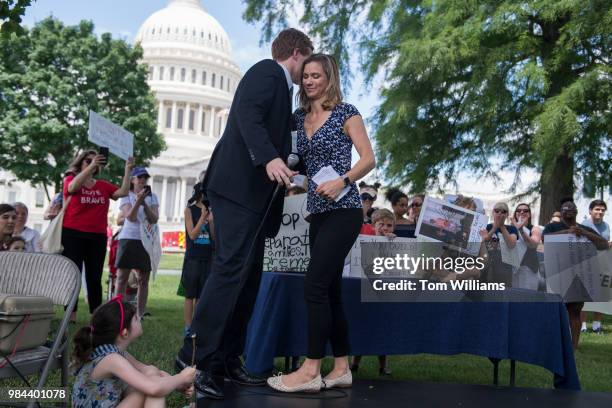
[263, 194, 310, 273]
[88, 110, 134, 160]
[348, 235, 418, 278]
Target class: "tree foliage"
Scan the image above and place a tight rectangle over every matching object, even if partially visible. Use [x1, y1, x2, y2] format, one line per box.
[244, 0, 611, 223]
[0, 17, 165, 194]
[0, 0, 33, 36]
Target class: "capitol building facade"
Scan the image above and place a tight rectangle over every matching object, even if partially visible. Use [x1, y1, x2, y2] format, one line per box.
[136, 0, 241, 236]
[0, 0, 241, 243]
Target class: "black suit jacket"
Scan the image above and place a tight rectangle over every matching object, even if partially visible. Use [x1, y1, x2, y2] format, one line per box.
[203, 59, 292, 237]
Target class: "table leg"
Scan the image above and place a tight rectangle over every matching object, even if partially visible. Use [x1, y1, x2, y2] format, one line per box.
[284, 357, 290, 372]
[509, 360, 516, 387]
[491, 358, 500, 386]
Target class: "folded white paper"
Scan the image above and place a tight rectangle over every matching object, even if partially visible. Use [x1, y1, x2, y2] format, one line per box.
[311, 165, 350, 202]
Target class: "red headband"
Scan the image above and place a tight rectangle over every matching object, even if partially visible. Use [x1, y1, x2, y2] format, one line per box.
[109, 294, 125, 333]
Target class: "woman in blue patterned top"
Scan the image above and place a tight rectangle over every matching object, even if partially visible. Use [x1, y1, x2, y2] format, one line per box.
[71, 296, 196, 407]
[267, 54, 375, 393]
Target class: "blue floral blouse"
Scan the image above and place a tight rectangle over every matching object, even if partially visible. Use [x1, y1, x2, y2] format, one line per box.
[295, 103, 363, 214]
[72, 344, 128, 408]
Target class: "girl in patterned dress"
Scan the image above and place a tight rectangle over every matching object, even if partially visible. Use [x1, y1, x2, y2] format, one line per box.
[72, 296, 195, 407]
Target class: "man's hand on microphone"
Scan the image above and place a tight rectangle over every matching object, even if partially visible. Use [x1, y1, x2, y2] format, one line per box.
[266, 157, 298, 187]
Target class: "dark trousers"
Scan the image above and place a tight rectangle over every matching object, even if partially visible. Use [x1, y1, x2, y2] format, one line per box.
[61, 228, 107, 313]
[305, 208, 362, 359]
[180, 191, 266, 372]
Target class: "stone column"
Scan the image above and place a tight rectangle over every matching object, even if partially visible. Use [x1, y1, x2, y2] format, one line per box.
[159, 176, 168, 222]
[157, 100, 164, 131]
[171, 101, 177, 132]
[178, 178, 187, 219]
[173, 178, 183, 221]
[197, 104, 203, 136]
[185, 103, 191, 133]
[209, 106, 216, 137]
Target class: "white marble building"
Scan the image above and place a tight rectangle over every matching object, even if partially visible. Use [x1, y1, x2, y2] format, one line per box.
[136, 0, 241, 236]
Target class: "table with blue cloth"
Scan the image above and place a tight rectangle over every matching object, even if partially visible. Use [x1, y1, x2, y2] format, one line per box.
[244, 272, 580, 390]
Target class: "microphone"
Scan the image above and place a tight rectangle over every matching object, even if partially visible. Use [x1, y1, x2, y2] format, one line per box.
[272, 153, 300, 198]
[287, 153, 300, 170]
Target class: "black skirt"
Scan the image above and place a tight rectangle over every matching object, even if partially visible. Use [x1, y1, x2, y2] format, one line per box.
[115, 239, 151, 272]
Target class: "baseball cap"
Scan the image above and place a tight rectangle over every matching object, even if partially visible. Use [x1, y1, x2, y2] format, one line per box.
[131, 167, 150, 178]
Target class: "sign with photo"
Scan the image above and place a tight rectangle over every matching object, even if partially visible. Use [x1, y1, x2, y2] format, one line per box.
[415, 196, 488, 256]
[263, 194, 310, 273]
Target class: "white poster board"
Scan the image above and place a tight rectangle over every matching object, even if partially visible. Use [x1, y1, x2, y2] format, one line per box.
[415, 196, 488, 256]
[347, 235, 418, 278]
[263, 194, 310, 272]
[88, 110, 134, 160]
[583, 249, 612, 313]
[543, 234, 603, 302]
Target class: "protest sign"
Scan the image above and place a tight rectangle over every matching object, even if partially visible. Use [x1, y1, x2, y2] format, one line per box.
[583, 249, 612, 313]
[263, 194, 310, 272]
[348, 235, 418, 278]
[88, 110, 134, 160]
[415, 196, 488, 256]
[544, 234, 604, 302]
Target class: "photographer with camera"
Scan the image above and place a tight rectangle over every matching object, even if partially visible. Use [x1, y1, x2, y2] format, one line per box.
[62, 149, 133, 321]
[179, 182, 214, 338]
[114, 167, 159, 319]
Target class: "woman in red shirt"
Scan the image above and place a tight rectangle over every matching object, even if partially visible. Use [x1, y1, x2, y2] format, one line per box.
[62, 149, 133, 319]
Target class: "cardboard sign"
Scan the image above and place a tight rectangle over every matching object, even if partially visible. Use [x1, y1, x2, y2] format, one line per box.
[88, 110, 134, 160]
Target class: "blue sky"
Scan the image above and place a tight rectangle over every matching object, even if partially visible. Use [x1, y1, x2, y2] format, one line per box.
[21, 0, 379, 118]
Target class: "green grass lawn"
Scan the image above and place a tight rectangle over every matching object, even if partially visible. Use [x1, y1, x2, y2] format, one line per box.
[4, 273, 612, 407]
[158, 252, 186, 270]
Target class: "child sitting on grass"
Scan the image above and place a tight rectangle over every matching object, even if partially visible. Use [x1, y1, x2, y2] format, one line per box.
[72, 296, 196, 407]
[351, 209, 395, 376]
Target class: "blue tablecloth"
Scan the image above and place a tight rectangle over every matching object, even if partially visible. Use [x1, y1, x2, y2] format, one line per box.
[244, 272, 580, 390]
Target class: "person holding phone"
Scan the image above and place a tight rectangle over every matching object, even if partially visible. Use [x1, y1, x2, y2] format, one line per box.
[114, 167, 159, 319]
[62, 149, 133, 321]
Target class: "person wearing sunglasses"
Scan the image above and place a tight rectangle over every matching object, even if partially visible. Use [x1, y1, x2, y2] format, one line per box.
[510, 203, 542, 290]
[399, 194, 425, 239]
[62, 149, 134, 322]
[114, 167, 160, 320]
[480, 202, 519, 286]
[358, 182, 380, 235]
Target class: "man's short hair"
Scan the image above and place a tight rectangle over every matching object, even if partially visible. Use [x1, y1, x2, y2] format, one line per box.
[589, 199, 607, 211]
[271, 28, 313, 61]
[559, 196, 574, 208]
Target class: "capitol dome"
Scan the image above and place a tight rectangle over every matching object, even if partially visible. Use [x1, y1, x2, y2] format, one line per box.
[136, 0, 232, 58]
[135, 0, 242, 235]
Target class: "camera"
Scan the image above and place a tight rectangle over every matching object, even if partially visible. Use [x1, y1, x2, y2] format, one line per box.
[143, 185, 152, 196]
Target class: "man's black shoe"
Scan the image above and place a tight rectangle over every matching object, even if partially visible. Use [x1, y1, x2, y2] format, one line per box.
[175, 356, 224, 400]
[225, 357, 266, 386]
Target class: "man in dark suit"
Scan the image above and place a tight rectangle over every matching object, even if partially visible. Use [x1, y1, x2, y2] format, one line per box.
[176, 28, 313, 399]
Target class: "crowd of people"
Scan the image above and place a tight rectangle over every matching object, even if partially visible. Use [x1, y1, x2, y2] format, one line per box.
[0, 26, 610, 407]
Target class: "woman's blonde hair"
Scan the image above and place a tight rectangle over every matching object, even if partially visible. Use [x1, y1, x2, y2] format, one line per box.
[298, 54, 343, 112]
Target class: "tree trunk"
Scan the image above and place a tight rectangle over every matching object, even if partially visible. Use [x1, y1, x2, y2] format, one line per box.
[538, 150, 574, 225]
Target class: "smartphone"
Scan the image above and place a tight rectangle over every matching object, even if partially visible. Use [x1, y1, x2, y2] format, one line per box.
[99, 147, 109, 165]
[143, 185, 152, 196]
